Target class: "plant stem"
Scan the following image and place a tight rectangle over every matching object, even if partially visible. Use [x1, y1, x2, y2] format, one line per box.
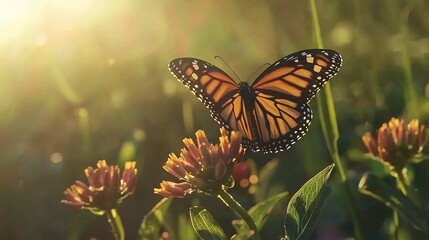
[399, 8, 419, 117]
[106, 208, 125, 240]
[309, 0, 365, 239]
[217, 188, 261, 240]
[331, 145, 365, 240]
[396, 168, 421, 208]
[393, 210, 399, 240]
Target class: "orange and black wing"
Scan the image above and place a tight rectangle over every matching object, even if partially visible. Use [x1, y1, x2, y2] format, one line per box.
[169, 58, 251, 137]
[246, 49, 342, 153]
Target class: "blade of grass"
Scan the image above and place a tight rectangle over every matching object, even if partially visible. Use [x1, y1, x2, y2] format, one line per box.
[77, 107, 90, 160]
[309, 0, 364, 239]
[183, 100, 195, 134]
[50, 63, 82, 105]
[400, 7, 418, 117]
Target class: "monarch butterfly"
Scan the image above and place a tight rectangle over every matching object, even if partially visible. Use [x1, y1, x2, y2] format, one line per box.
[169, 49, 342, 153]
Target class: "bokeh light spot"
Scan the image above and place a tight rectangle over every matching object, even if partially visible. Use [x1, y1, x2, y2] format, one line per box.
[50, 152, 63, 164]
[108, 58, 116, 65]
[331, 21, 353, 46]
[239, 179, 250, 188]
[249, 175, 258, 185]
[78, 108, 88, 118]
[134, 129, 146, 142]
[163, 79, 179, 96]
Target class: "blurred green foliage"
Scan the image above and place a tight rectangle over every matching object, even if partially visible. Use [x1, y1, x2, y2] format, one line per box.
[1, 0, 429, 239]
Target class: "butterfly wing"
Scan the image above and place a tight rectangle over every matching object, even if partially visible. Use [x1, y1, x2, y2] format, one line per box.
[247, 49, 342, 153]
[169, 58, 251, 136]
[169, 49, 342, 154]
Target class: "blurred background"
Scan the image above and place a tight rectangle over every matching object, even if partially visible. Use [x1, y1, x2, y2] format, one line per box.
[1, 0, 429, 239]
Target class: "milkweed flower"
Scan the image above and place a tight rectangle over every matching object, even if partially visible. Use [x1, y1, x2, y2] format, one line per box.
[154, 128, 244, 198]
[362, 118, 426, 170]
[62, 160, 138, 214]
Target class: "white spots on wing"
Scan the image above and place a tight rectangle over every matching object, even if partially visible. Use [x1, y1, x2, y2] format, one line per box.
[243, 102, 313, 153]
[313, 65, 322, 73]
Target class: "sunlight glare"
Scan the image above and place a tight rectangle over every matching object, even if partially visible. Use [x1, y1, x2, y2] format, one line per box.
[0, 0, 103, 44]
[0, 1, 40, 42]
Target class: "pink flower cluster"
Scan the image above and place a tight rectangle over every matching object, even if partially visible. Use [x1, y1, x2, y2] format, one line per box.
[362, 118, 426, 169]
[155, 128, 244, 198]
[62, 160, 137, 212]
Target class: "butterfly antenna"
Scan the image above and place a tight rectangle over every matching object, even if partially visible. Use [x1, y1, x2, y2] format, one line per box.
[245, 63, 271, 82]
[214, 56, 241, 82]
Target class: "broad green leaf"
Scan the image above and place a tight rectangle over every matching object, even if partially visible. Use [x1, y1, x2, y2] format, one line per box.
[358, 173, 429, 231]
[189, 206, 227, 240]
[139, 198, 172, 240]
[250, 191, 288, 228]
[284, 164, 334, 240]
[254, 159, 279, 202]
[233, 191, 288, 240]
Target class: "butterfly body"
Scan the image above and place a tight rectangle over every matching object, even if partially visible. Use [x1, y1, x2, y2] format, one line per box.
[238, 82, 255, 99]
[237, 82, 263, 148]
[169, 49, 342, 153]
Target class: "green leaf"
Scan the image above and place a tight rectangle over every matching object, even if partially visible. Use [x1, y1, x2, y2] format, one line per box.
[118, 141, 137, 166]
[224, 175, 235, 188]
[233, 191, 288, 240]
[358, 173, 429, 231]
[254, 159, 279, 202]
[139, 198, 173, 240]
[409, 154, 429, 164]
[178, 213, 197, 240]
[284, 164, 334, 240]
[189, 206, 227, 240]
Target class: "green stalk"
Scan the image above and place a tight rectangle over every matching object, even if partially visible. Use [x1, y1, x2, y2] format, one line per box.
[401, 45, 418, 117]
[78, 107, 91, 160]
[393, 210, 399, 240]
[399, 9, 419, 117]
[217, 188, 261, 240]
[309, 0, 364, 239]
[396, 168, 421, 208]
[106, 208, 125, 240]
[392, 171, 404, 240]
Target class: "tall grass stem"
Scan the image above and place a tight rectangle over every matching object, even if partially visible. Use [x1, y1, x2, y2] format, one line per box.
[309, 0, 365, 239]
